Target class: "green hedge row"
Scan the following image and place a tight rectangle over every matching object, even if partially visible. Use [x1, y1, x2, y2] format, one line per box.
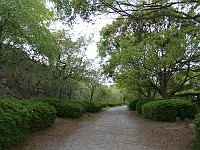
[0, 98, 115, 149]
[16, 101, 57, 130]
[136, 98, 159, 114]
[32, 98, 104, 116]
[142, 99, 198, 121]
[0, 99, 56, 149]
[32, 98, 86, 118]
[195, 113, 200, 149]
[82, 101, 103, 113]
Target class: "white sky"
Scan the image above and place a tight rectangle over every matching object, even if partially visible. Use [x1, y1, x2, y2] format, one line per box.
[50, 16, 114, 59]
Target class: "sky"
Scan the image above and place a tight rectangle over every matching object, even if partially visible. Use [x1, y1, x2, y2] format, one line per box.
[50, 16, 114, 60]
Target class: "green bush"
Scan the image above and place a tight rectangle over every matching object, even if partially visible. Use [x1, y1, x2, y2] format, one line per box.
[99, 101, 122, 107]
[16, 100, 57, 130]
[82, 101, 102, 113]
[99, 102, 108, 108]
[0, 100, 29, 149]
[195, 113, 200, 149]
[128, 99, 140, 111]
[136, 98, 158, 114]
[142, 99, 198, 121]
[106, 102, 122, 107]
[33, 98, 84, 118]
[142, 100, 177, 121]
[170, 99, 198, 119]
[63, 100, 87, 114]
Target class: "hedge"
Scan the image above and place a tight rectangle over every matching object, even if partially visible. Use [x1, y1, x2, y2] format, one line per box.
[0, 99, 58, 149]
[98, 101, 122, 108]
[195, 113, 200, 149]
[142, 99, 198, 121]
[136, 98, 159, 114]
[128, 99, 140, 111]
[16, 100, 57, 130]
[82, 101, 103, 113]
[0, 100, 29, 149]
[105, 102, 122, 107]
[33, 98, 88, 118]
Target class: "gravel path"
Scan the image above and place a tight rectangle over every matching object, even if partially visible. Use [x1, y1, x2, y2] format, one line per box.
[11, 105, 195, 150]
[59, 105, 155, 150]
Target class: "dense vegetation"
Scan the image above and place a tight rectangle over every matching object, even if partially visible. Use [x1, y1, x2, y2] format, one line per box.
[0, 97, 122, 149]
[142, 99, 198, 121]
[0, 0, 199, 149]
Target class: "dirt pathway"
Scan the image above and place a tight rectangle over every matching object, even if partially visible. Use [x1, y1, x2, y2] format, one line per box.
[59, 105, 156, 150]
[11, 105, 195, 150]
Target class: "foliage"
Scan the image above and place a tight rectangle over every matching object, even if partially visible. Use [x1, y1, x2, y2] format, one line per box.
[195, 113, 200, 149]
[128, 99, 140, 111]
[53, 29, 92, 99]
[142, 100, 177, 121]
[15, 100, 57, 130]
[91, 84, 124, 102]
[52, 0, 200, 23]
[102, 101, 122, 107]
[0, 100, 29, 149]
[83, 68, 102, 101]
[171, 99, 198, 119]
[0, 0, 59, 61]
[0, 99, 58, 149]
[142, 99, 198, 121]
[82, 101, 103, 113]
[32, 98, 85, 118]
[97, 10, 200, 99]
[136, 98, 159, 114]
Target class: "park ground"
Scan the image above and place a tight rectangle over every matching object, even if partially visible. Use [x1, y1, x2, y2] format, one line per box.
[11, 106, 195, 150]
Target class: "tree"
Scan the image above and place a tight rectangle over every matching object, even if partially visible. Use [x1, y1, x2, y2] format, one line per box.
[97, 13, 200, 99]
[53, 29, 91, 99]
[0, 0, 59, 62]
[0, 0, 62, 99]
[52, 0, 200, 23]
[84, 68, 102, 101]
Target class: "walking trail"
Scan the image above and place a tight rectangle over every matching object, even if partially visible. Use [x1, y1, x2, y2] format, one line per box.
[12, 105, 195, 150]
[59, 105, 155, 150]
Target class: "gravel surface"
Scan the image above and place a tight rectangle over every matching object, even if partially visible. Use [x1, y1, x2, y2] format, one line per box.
[59, 106, 156, 150]
[10, 105, 195, 150]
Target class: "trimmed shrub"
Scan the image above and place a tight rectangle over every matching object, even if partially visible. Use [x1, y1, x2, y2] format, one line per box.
[128, 99, 140, 111]
[99, 102, 108, 108]
[64, 100, 87, 114]
[0, 100, 29, 149]
[16, 100, 57, 130]
[195, 113, 200, 149]
[142, 99, 198, 121]
[106, 102, 122, 107]
[99, 102, 122, 107]
[142, 100, 177, 121]
[170, 99, 198, 119]
[82, 101, 102, 113]
[136, 98, 158, 114]
[33, 98, 84, 118]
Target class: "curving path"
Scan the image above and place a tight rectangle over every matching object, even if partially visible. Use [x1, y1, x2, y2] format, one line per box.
[58, 106, 157, 150]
